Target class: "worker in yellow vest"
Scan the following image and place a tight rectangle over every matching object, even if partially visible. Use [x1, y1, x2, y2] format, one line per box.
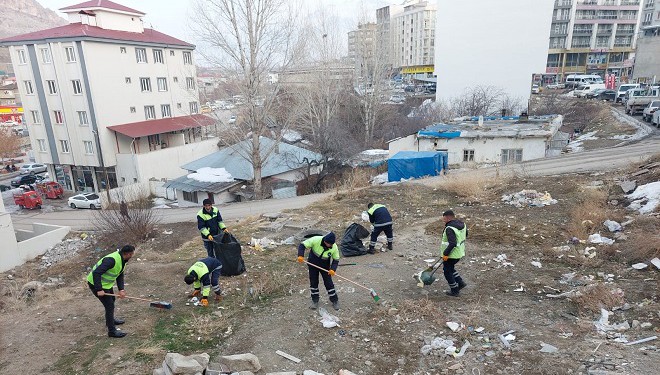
[440, 210, 467, 297]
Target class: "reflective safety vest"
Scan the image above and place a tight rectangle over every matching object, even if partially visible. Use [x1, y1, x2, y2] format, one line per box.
[197, 207, 226, 237]
[367, 204, 385, 215]
[87, 251, 124, 289]
[441, 225, 466, 259]
[302, 236, 340, 261]
[187, 261, 211, 297]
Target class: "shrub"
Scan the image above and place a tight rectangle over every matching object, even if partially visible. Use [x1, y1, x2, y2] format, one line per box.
[93, 197, 160, 246]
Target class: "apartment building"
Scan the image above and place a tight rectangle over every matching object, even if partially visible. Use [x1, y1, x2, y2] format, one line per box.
[632, 0, 660, 82]
[347, 22, 378, 81]
[0, 0, 217, 192]
[546, 0, 643, 81]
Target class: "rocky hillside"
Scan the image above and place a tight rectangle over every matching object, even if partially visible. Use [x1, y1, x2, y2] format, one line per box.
[0, 0, 67, 73]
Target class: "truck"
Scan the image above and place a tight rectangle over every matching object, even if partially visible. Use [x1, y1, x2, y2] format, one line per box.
[625, 86, 660, 115]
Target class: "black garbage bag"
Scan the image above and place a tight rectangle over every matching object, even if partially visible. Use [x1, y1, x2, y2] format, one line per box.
[340, 223, 371, 257]
[213, 233, 246, 276]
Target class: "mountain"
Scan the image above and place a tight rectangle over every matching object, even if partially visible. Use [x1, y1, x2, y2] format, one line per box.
[0, 0, 67, 74]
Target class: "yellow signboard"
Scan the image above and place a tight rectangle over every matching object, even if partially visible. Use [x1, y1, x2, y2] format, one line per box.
[0, 106, 23, 114]
[401, 65, 434, 74]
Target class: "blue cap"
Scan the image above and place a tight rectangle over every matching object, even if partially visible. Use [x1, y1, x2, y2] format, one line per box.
[323, 232, 336, 245]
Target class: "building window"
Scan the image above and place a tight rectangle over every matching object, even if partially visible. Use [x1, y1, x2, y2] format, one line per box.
[60, 140, 70, 153]
[72, 80, 83, 95]
[130, 106, 136, 113]
[501, 149, 523, 164]
[125, 77, 131, 84]
[140, 77, 152, 92]
[17, 49, 27, 64]
[24, 80, 34, 95]
[182, 190, 198, 202]
[157, 77, 168, 91]
[153, 49, 164, 63]
[54, 110, 64, 124]
[120, 46, 127, 53]
[46, 80, 57, 94]
[173, 76, 178, 83]
[186, 77, 195, 90]
[161, 104, 171, 118]
[30, 110, 41, 124]
[177, 103, 182, 109]
[189, 101, 198, 114]
[64, 46, 76, 62]
[463, 149, 475, 162]
[40, 48, 52, 63]
[144, 105, 156, 120]
[77, 111, 89, 126]
[169, 50, 175, 56]
[83, 141, 94, 154]
[183, 51, 192, 65]
[37, 139, 47, 152]
[135, 48, 148, 63]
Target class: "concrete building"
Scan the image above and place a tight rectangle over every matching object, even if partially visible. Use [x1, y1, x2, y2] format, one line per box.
[0, 82, 21, 106]
[347, 22, 377, 81]
[275, 64, 353, 87]
[0, 0, 216, 192]
[546, 0, 644, 82]
[388, 115, 566, 165]
[632, 0, 660, 82]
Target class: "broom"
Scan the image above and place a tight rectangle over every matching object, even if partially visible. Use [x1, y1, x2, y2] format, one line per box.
[106, 293, 172, 309]
[303, 260, 380, 302]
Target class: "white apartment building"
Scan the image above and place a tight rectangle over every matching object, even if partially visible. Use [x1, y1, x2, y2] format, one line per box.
[347, 22, 377, 82]
[0, 0, 217, 192]
[632, 0, 660, 82]
[546, 0, 644, 81]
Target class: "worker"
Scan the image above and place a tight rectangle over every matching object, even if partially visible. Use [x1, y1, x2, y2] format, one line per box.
[184, 257, 223, 307]
[440, 210, 468, 297]
[297, 232, 340, 311]
[367, 202, 393, 253]
[87, 245, 135, 338]
[197, 198, 228, 258]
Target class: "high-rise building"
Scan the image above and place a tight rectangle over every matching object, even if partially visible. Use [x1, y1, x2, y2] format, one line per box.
[546, 0, 643, 81]
[347, 22, 378, 81]
[0, 0, 218, 191]
[632, 0, 660, 82]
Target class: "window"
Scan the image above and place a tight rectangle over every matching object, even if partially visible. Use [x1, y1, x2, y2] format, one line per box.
[161, 104, 171, 118]
[130, 106, 136, 113]
[46, 80, 57, 94]
[182, 190, 198, 202]
[183, 51, 192, 64]
[186, 77, 195, 90]
[72, 80, 83, 95]
[173, 76, 178, 83]
[135, 48, 147, 63]
[77, 111, 89, 126]
[125, 77, 131, 84]
[54, 110, 64, 124]
[169, 50, 175, 56]
[37, 139, 47, 152]
[144, 105, 156, 120]
[24, 80, 34, 95]
[83, 141, 94, 154]
[463, 149, 475, 162]
[140, 77, 152, 92]
[189, 101, 199, 114]
[40, 48, 52, 63]
[153, 49, 164, 63]
[177, 103, 182, 109]
[17, 49, 27, 64]
[157, 77, 168, 91]
[64, 46, 76, 62]
[60, 140, 70, 153]
[120, 47, 127, 53]
[31, 110, 41, 124]
[501, 149, 523, 164]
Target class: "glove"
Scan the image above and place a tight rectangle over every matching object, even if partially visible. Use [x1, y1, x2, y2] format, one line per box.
[223, 228, 229, 233]
[442, 255, 449, 262]
[207, 235, 214, 241]
[328, 269, 336, 277]
[191, 289, 201, 297]
[297, 256, 304, 263]
[200, 297, 209, 307]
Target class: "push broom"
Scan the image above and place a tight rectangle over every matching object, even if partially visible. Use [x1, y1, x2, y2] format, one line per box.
[106, 293, 172, 309]
[303, 260, 380, 302]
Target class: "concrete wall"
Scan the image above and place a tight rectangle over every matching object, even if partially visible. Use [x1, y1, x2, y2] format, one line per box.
[175, 189, 234, 208]
[0, 196, 20, 272]
[1, 223, 70, 273]
[632, 36, 660, 83]
[98, 180, 171, 207]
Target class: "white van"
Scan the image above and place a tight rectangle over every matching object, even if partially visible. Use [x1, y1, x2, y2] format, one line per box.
[565, 74, 603, 88]
[615, 83, 640, 103]
[574, 83, 606, 98]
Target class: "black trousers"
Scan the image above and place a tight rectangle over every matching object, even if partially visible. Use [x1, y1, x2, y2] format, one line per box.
[308, 254, 338, 303]
[203, 239, 215, 258]
[88, 283, 117, 332]
[370, 224, 393, 246]
[442, 258, 464, 291]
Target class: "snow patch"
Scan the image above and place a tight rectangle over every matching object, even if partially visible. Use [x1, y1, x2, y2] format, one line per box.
[566, 131, 598, 153]
[361, 149, 389, 156]
[187, 167, 234, 183]
[609, 109, 654, 142]
[626, 181, 660, 214]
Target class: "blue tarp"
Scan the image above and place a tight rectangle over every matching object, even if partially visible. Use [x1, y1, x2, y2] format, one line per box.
[388, 151, 448, 182]
[417, 124, 461, 139]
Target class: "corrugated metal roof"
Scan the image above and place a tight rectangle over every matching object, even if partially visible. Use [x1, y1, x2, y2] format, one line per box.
[107, 114, 216, 138]
[164, 175, 240, 193]
[181, 137, 323, 180]
[60, 0, 145, 15]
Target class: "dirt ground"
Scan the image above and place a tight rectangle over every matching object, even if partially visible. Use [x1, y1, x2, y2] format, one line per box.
[0, 102, 658, 374]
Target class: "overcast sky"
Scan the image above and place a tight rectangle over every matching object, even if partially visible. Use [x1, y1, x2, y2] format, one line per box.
[36, 0, 392, 44]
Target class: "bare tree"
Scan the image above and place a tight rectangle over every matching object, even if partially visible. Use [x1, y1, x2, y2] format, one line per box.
[191, 0, 303, 199]
[0, 128, 22, 162]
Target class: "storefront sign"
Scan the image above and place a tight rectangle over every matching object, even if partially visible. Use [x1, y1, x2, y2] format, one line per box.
[401, 65, 434, 74]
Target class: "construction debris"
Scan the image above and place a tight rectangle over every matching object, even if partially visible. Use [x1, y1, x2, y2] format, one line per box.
[275, 350, 301, 363]
[501, 190, 558, 207]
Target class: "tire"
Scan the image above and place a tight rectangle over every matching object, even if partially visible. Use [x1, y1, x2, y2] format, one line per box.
[90, 205, 97, 210]
[36, 205, 41, 209]
[70, 203, 76, 209]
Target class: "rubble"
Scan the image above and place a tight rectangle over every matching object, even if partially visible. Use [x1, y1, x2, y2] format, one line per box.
[501, 190, 557, 207]
[39, 237, 91, 269]
[603, 220, 622, 232]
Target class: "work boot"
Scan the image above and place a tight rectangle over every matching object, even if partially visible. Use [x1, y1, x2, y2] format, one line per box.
[332, 300, 340, 311]
[387, 242, 393, 251]
[309, 300, 319, 310]
[445, 288, 460, 297]
[113, 318, 125, 325]
[108, 330, 127, 338]
[457, 281, 467, 290]
[367, 245, 376, 254]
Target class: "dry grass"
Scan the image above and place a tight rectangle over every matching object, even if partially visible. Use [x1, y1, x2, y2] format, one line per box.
[567, 188, 609, 240]
[393, 298, 445, 326]
[187, 311, 231, 340]
[572, 283, 625, 314]
[435, 172, 505, 202]
[332, 168, 372, 194]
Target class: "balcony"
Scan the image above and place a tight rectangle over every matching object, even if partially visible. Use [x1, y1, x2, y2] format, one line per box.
[621, 1, 640, 5]
[554, 0, 573, 7]
[597, 27, 614, 34]
[572, 28, 594, 35]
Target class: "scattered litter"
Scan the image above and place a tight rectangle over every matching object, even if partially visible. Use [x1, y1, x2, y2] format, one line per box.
[498, 334, 511, 349]
[361, 211, 370, 222]
[504, 334, 516, 341]
[420, 345, 432, 355]
[632, 263, 648, 270]
[319, 307, 340, 328]
[249, 237, 276, 250]
[539, 342, 559, 353]
[650, 258, 660, 270]
[452, 341, 471, 357]
[594, 308, 630, 334]
[493, 254, 514, 268]
[275, 350, 301, 363]
[501, 190, 557, 208]
[531, 261, 542, 268]
[474, 327, 485, 333]
[446, 321, 462, 332]
[624, 336, 658, 346]
[603, 220, 622, 232]
[370, 172, 388, 185]
[431, 337, 453, 349]
[513, 285, 525, 292]
[588, 233, 615, 245]
[162, 230, 173, 235]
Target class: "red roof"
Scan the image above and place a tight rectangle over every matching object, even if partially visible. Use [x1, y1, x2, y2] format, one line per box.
[60, 0, 145, 15]
[0, 23, 193, 47]
[107, 115, 216, 138]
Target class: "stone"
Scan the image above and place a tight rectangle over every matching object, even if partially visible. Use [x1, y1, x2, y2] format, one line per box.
[205, 371, 221, 375]
[153, 368, 165, 375]
[618, 180, 636, 194]
[20, 281, 44, 298]
[190, 353, 210, 368]
[265, 372, 297, 375]
[262, 212, 282, 219]
[448, 363, 462, 370]
[338, 370, 358, 375]
[219, 353, 261, 372]
[164, 353, 204, 374]
[161, 361, 174, 375]
[302, 371, 323, 375]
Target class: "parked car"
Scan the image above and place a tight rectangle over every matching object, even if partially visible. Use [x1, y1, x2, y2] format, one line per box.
[10, 174, 39, 187]
[227, 115, 237, 124]
[389, 94, 405, 103]
[574, 83, 606, 98]
[546, 82, 565, 89]
[585, 88, 607, 99]
[642, 100, 660, 122]
[531, 84, 541, 94]
[652, 108, 660, 127]
[595, 90, 617, 101]
[615, 83, 640, 103]
[19, 163, 47, 175]
[68, 193, 101, 209]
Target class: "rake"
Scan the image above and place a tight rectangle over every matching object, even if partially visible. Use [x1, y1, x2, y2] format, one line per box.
[106, 293, 172, 309]
[303, 260, 380, 302]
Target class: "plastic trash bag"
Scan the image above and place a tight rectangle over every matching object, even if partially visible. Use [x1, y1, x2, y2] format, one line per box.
[319, 307, 340, 328]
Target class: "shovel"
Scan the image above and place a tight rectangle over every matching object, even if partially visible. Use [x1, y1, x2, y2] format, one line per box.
[303, 260, 380, 302]
[415, 258, 443, 287]
[106, 293, 172, 309]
